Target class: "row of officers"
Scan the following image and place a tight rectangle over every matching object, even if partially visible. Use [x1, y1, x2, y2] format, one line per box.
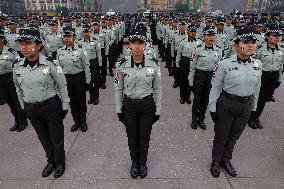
[0, 19, 283, 180]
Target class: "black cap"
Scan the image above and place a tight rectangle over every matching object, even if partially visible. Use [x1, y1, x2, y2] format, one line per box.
[82, 24, 91, 32]
[49, 20, 58, 26]
[266, 25, 283, 35]
[16, 28, 41, 42]
[216, 17, 225, 24]
[7, 19, 17, 25]
[187, 24, 197, 32]
[129, 23, 147, 42]
[63, 26, 75, 36]
[255, 20, 263, 27]
[203, 26, 216, 35]
[235, 27, 256, 41]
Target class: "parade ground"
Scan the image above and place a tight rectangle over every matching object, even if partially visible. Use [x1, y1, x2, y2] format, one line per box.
[0, 45, 283, 189]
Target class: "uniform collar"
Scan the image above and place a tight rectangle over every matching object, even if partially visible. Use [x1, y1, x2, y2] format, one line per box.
[205, 44, 214, 50]
[130, 56, 145, 68]
[188, 38, 196, 42]
[267, 44, 279, 51]
[19, 54, 48, 66]
[65, 43, 79, 50]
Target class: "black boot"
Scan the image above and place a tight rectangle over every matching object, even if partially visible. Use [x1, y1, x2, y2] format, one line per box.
[10, 124, 18, 132]
[70, 123, 80, 132]
[80, 122, 88, 132]
[88, 97, 94, 104]
[185, 97, 191, 104]
[42, 162, 55, 177]
[0, 99, 6, 105]
[191, 120, 199, 130]
[54, 163, 65, 178]
[130, 162, 139, 179]
[248, 119, 258, 129]
[101, 83, 106, 89]
[210, 161, 221, 177]
[93, 98, 99, 105]
[220, 160, 237, 177]
[17, 124, 27, 132]
[198, 120, 207, 130]
[180, 98, 185, 104]
[173, 81, 178, 88]
[139, 165, 147, 178]
[255, 118, 263, 129]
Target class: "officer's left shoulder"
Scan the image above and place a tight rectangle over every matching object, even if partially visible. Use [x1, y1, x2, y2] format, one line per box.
[214, 45, 222, 50]
[149, 57, 160, 67]
[251, 57, 262, 68]
[7, 48, 16, 54]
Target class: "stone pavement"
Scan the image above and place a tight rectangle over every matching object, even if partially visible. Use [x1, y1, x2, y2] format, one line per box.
[0, 45, 283, 189]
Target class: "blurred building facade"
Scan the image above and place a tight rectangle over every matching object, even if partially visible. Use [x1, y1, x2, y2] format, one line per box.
[0, 0, 26, 15]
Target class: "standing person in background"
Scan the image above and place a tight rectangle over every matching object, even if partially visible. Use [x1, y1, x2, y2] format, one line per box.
[188, 26, 222, 130]
[115, 24, 162, 179]
[13, 28, 69, 178]
[57, 26, 91, 133]
[0, 29, 28, 132]
[208, 28, 261, 178]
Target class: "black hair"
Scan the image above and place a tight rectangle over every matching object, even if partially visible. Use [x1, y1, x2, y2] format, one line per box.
[35, 41, 44, 51]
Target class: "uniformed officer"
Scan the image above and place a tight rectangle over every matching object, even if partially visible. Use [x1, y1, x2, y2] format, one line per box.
[188, 26, 222, 130]
[215, 17, 230, 56]
[248, 26, 283, 129]
[0, 29, 28, 131]
[5, 20, 21, 57]
[208, 28, 261, 178]
[254, 20, 265, 46]
[114, 24, 162, 179]
[176, 24, 201, 104]
[57, 26, 91, 132]
[78, 24, 101, 105]
[13, 28, 69, 178]
[44, 20, 64, 60]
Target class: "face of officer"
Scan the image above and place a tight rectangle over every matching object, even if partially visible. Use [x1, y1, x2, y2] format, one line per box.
[216, 23, 224, 32]
[267, 34, 281, 45]
[0, 37, 5, 46]
[19, 41, 42, 60]
[179, 25, 185, 33]
[188, 31, 196, 39]
[83, 31, 91, 39]
[63, 35, 75, 47]
[50, 25, 58, 33]
[255, 26, 263, 33]
[93, 24, 100, 32]
[203, 34, 216, 46]
[8, 24, 17, 32]
[129, 40, 146, 57]
[101, 22, 107, 28]
[235, 40, 257, 58]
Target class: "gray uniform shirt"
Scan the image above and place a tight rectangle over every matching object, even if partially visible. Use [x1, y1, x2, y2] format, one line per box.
[0, 46, 20, 75]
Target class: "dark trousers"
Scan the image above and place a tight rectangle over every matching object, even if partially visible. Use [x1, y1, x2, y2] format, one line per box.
[113, 41, 119, 61]
[0, 73, 27, 125]
[119, 39, 124, 54]
[179, 57, 191, 99]
[89, 59, 100, 99]
[24, 96, 65, 164]
[165, 44, 172, 74]
[160, 39, 165, 60]
[123, 95, 155, 165]
[108, 44, 115, 74]
[66, 72, 87, 125]
[172, 51, 179, 83]
[251, 71, 279, 120]
[51, 51, 57, 61]
[212, 93, 252, 162]
[157, 39, 161, 56]
[101, 48, 107, 85]
[192, 70, 213, 122]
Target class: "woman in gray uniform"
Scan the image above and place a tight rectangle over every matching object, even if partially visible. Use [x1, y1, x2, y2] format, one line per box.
[114, 24, 162, 179]
[13, 28, 69, 178]
[0, 29, 27, 132]
[208, 28, 262, 178]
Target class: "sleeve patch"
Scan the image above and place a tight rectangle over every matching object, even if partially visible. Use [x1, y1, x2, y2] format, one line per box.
[57, 66, 63, 74]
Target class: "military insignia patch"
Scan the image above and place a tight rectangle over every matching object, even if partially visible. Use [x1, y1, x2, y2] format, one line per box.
[146, 68, 154, 76]
[42, 67, 49, 75]
[57, 66, 63, 74]
[73, 50, 78, 55]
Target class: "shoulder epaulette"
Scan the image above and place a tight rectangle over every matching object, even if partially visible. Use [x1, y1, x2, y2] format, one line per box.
[47, 56, 53, 62]
[8, 48, 15, 53]
[118, 58, 126, 66]
[151, 58, 159, 66]
[215, 45, 221, 49]
[257, 45, 263, 49]
[197, 44, 202, 48]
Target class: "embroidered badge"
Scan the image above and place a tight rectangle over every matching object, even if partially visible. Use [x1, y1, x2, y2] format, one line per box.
[146, 68, 154, 76]
[42, 67, 49, 75]
[57, 66, 63, 74]
[73, 50, 78, 55]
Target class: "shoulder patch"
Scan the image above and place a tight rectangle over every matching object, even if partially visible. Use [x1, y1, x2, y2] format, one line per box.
[215, 45, 221, 49]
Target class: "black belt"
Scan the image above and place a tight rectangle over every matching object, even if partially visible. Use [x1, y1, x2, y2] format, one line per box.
[24, 95, 59, 108]
[222, 90, 252, 104]
[262, 70, 279, 75]
[124, 94, 153, 104]
[65, 72, 84, 78]
[196, 69, 213, 74]
[0, 73, 12, 79]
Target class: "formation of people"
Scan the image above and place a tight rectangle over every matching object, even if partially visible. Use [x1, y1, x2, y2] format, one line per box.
[0, 11, 283, 179]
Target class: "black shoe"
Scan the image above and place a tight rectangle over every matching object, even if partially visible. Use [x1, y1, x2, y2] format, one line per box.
[93, 98, 99, 105]
[130, 162, 139, 179]
[169, 71, 173, 76]
[199, 121, 207, 130]
[220, 160, 237, 177]
[267, 96, 276, 102]
[255, 119, 263, 129]
[42, 162, 55, 177]
[10, 124, 18, 131]
[173, 82, 178, 88]
[139, 165, 147, 178]
[0, 99, 6, 105]
[180, 98, 185, 104]
[88, 98, 94, 104]
[17, 124, 27, 132]
[109, 72, 114, 77]
[80, 123, 88, 132]
[248, 119, 258, 129]
[191, 121, 199, 130]
[70, 124, 80, 132]
[210, 161, 221, 177]
[185, 98, 191, 104]
[101, 84, 106, 89]
[54, 163, 65, 178]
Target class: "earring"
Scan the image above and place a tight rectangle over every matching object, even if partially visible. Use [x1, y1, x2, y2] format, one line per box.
[32, 48, 35, 52]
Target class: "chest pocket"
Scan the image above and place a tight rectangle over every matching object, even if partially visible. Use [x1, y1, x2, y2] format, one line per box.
[37, 66, 54, 90]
